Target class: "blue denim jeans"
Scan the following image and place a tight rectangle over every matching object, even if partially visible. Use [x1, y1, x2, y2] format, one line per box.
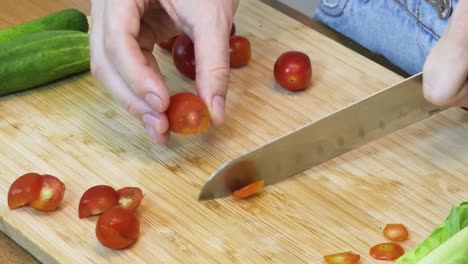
[313, 0, 459, 75]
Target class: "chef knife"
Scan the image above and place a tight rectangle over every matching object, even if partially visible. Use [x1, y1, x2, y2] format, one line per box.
[198, 73, 445, 200]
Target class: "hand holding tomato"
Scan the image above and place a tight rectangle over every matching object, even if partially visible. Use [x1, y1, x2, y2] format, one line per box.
[90, 0, 239, 144]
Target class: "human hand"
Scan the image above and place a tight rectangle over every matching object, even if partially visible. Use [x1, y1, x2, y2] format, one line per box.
[423, 1, 468, 107]
[89, 0, 239, 144]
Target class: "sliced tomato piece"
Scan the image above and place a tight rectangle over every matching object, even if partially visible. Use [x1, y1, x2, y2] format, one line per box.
[95, 207, 140, 250]
[369, 243, 405, 261]
[117, 187, 143, 212]
[29, 174, 65, 211]
[324, 252, 360, 264]
[78, 185, 119, 218]
[8, 173, 42, 209]
[232, 180, 264, 199]
[383, 224, 409, 241]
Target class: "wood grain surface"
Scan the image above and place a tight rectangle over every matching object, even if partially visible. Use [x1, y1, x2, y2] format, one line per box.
[1, 0, 467, 263]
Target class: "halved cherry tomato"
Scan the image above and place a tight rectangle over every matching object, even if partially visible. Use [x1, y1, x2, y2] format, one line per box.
[232, 180, 264, 199]
[369, 243, 405, 260]
[8, 173, 42, 209]
[324, 252, 360, 264]
[95, 207, 140, 250]
[172, 34, 196, 80]
[273, 51, 312, 91]
[117, 187, 143, 212]
[166, 92, 211, 135]
[78, 185, 119, 218]
[229, 35, 251, 68]
[157, 36, 177, 52]
[29, 174, 65, 211]
[383, 224, 409, 241]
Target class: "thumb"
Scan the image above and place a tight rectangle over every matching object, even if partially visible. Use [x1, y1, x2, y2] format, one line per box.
[192, 21, 232, 126]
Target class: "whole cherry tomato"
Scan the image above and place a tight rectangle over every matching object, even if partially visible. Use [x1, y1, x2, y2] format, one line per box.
[95, 207, 140, 250]
[273, 51, 312, 91]
[8, 173, 42, 209]
[157, 36, 177, 52]
[78, 185, 119, 218]
[369, 243, 405, 260]
[166, 92, 211, 135]
[172, 34, 196, 80]
[117, 187, 144, 212]
[29, 174, 66, 211]
[229, 35, 251, 68]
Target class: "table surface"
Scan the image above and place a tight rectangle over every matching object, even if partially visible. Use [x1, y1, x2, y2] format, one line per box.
[0, 0, 406, 262]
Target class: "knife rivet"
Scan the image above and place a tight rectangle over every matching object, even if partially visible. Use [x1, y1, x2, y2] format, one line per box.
[379, 120, 385, 130]
[317, 144, 324, 154]
[337, 136, 344, 147]
[358, 128, 365, 139]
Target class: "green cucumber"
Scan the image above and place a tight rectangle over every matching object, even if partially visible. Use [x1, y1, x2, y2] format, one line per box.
[0, 9, 89, 43]
[0, 30, 90, 96]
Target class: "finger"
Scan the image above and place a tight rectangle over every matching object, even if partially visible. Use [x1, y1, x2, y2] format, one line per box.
[90, 1, 169, 144]
[141, 49, 170, 135]
[103, 0, 170, 113]
[422, 6, 468, 107]
[423, 39, 468, 106]
[192, 17, 232, 126]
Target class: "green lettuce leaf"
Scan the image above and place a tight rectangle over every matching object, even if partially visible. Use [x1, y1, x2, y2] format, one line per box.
[395, 202, 468, 264]
[418, 226, 468, 264]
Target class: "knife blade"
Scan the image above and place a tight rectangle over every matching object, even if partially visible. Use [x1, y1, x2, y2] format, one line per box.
[198, 73, 445, 200]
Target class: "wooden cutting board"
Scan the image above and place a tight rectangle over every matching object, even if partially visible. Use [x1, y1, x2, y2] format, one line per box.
[1, 0, 468, 263]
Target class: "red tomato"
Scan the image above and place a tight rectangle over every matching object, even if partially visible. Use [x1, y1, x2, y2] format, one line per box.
[229, 35, 251, 68]
[232, 180, 264, 199]
[369, 243, 405, 261]
[273, 51, 312, 91]
[157, 36, 177, 52]
[166, 92, 211, 135]
[324, 252, 360, 264]
[7, 173, 42, 209]
[383, 224, 409, 241]
[172, 34, 196, 80]
[95, 207, 140, 250]
[29, 174, 65, 211]
[117, 187, 143, 212]
[230, 23, 236, 36]
[78, 185, 119, 218]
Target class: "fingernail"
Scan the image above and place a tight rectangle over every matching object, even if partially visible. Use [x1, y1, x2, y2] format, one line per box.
[143, 113, 163, 134]
[145, 93, 162, 112]
[212, 95, 225, 125]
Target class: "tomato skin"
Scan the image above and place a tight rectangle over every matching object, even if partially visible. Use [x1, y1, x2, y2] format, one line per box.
[95, 207, 140, 250]
[369, 243, 405, 261]
[232, 180, 264, 199]
[78, 185, 119, 218]
[117, 187, 143, 212]
[324, 252, 360, 264]
[229, 35, 251, 68]
[166, 92, 211, 135]
[172, 34, 196, 80]
[29, 174, 65, 211]
[8, 173, 42, 209]
[273, 51, 312, 91]
[383, 224, 409, 241]
[157, 36, 177, 52]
